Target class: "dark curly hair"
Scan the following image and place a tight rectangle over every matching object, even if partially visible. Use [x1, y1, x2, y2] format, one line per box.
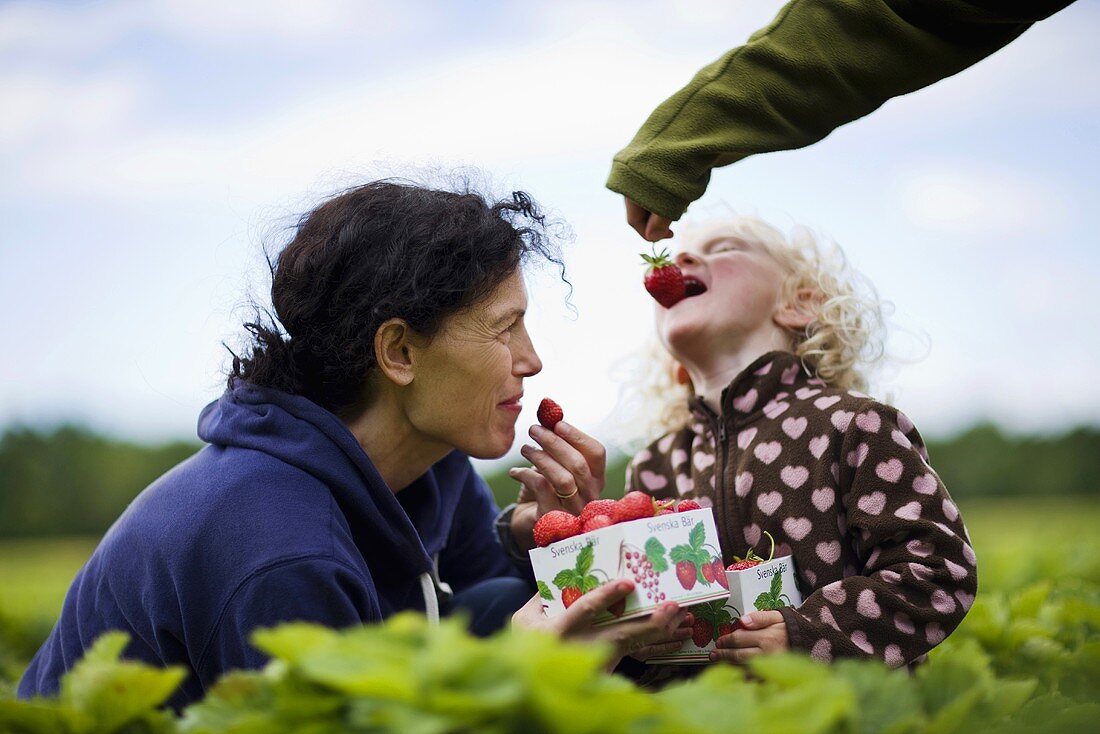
[229, 179, 565, 419]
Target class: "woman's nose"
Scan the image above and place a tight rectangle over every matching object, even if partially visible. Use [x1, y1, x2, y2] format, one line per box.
[514, 328, 542, 378]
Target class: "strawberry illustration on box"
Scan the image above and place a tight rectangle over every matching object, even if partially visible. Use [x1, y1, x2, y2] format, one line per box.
[649, 532, 804, 663]
[528, 496, 730, 626]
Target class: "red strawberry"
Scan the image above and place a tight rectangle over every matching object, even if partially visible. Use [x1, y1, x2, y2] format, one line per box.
[726, 559, 761, 572]
[611, 491, 657, 523]
[582, 514, 614, 533]
[537, 398, 564, 429]
[726, 530, 776, 571]
[676, 560, 697, 590]
[712, 560, 730, 589]
[562, 587, 583, 608]
[691, 618, 714, 648]
[701, 560, 716, 584]
[676, 499, 701, 512]
[580, 499, 618, 524]
[656, 509, 674, 516]
[533, 510, 581, 547]
[717, 622, 736, 637]
[642, 248, 686, 308]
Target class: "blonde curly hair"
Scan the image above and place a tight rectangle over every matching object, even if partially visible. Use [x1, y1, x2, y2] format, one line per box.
[612, 216, 888, 443]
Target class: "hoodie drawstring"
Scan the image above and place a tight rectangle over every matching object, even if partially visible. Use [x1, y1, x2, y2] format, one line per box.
[419, 572, 439, 624]
[419, 554, 454, 626]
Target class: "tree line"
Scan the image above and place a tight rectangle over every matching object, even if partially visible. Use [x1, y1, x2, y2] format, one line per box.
[0, 422, 1097, 538]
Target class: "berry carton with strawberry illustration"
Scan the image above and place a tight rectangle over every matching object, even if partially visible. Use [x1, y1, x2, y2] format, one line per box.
[649, 531, 803, 663]
[528, 494, 731, 626]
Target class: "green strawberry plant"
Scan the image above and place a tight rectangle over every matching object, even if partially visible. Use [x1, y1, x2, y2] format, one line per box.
[643, 537, 669, 573]
[669, 523, 711, 585]
[754, 572, 794, 611]
[552, 543, 602, 606]
[537, 581, 554, 601]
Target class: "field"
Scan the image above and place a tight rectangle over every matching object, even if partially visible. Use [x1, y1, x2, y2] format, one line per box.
[0, 497, 1097, 628]
[0, 497, 1097, 732]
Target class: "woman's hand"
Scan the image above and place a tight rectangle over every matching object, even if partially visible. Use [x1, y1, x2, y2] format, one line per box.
[709, 611, 790, 664]
[512, 579, 693, 671]
[508, 421, 607, 549]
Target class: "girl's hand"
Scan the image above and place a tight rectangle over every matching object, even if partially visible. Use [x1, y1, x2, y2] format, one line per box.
[509, 421, 607, 549]
[512, 579, 692, 671]
[710, 611, 790, 664]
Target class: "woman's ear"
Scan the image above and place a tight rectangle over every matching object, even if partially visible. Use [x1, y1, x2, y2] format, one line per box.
[774, 287, 822, 331]
[374, 318, 415, 386]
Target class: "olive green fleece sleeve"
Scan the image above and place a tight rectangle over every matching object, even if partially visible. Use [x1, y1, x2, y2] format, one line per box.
[606, 0, 1074, 221]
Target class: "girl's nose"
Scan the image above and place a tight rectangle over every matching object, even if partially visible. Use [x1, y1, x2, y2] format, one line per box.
[674, 250, 699, 267]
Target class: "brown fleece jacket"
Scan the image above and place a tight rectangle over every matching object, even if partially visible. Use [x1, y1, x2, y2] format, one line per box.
[626, 351, 977, 667]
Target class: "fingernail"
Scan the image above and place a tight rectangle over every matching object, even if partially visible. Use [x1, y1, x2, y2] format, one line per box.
[617, 580, 633, 592]
[557, 421, 574, 436]
[709, 652, 718, 662]
[684, 613, 694, 625]
[740, 614, 753, 628]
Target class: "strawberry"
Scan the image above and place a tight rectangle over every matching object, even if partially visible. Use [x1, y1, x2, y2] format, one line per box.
[533, 510, 581, 547]
[582, 514, 614, 533]
[562, 587, 583, 608]
[676, 560, 697, 590]
[691, 618, 714, 648]
[717, 622, 736, 638]
[726, 530, 776, 571]
[611, 491, 657, 523]
[641, 248, 686, 308]
[676, 499, 701, 512]
[701, 560, 717, 584]
[537, 398, 564, 429]
[712, 560, 730, 589]
[580, 499, 618, 524]
[656, 509, 674, 516]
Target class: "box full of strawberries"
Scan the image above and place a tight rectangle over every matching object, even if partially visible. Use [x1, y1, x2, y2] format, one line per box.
[528, 492, 731, 626]
[649, 532, 803, 663]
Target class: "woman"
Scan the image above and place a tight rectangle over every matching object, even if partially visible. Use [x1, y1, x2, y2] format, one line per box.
[18, 181, 689, 709]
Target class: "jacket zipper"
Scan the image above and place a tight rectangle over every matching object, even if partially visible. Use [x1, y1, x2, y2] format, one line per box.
[699, 405, 733, 563]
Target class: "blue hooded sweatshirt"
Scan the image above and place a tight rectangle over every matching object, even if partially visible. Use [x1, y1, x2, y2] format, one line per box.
[18, 381, 521, 708]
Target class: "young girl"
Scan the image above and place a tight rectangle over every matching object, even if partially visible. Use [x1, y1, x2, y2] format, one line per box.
[513, 216, 976, 671]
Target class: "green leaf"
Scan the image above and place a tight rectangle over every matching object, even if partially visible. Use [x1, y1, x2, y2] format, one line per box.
[60, 631, 186, 733]
[689, 522, 705, 551]
[553, 569, 579, 590]
[669, 545, 692, 564]
[581, 575, 599, 594]
[645, 537, 669, 573]
[575, 544, 593, 576]
[771, 572, 783, 600]
[537, 581, 554, 601]
[755, 592, 778, 611]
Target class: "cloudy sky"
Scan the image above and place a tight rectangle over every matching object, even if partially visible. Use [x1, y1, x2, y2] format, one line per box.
[2, 0, 1097, 466]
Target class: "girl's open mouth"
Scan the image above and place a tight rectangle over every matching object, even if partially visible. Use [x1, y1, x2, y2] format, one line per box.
[683, 276, 708, 298]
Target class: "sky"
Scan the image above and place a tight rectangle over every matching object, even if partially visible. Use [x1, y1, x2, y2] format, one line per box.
[2, 0, 1098, 470]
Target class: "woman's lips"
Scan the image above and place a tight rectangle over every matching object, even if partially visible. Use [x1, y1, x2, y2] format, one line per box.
[499, 393, 523, 412]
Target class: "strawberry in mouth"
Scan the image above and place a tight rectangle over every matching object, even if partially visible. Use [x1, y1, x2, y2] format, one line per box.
[682, 276, 707, 299]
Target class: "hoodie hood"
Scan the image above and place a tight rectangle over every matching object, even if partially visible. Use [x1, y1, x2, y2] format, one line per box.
[198, 380, 437, 584]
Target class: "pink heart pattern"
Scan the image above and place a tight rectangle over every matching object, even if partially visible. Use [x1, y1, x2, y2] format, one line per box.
[782, 516, 813, 541]
[757, 491, 783, 515]
[912, 473, 937, 495]
[782, 416, 808, 439]
[733, 389, 759, 413]
[780, 465, 809, 489]
[737, 427, 757, 449]
[857, 589, 882, 618]
[809, 434, 829, 459]
[734, 471, 754, 497]
[814, 395, 841, 410]
[639, 470, 668, 490]
[855, 411, 881, 433]
[811, 486, 835, 512]
[846, 443, 869, 468]
[875, 458, 903, 483]
[763, 400, 790, 419]
[753, 441, 782, 464]
[831, 410, 855, 431]
[795, 387, 821, 400]
[857, 492, 886, 515]
[816, 541, 841, 564]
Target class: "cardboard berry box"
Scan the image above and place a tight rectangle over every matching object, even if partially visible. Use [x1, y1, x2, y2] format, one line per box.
[648, 555, 803, 663]
[528, 509, 730, 626]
